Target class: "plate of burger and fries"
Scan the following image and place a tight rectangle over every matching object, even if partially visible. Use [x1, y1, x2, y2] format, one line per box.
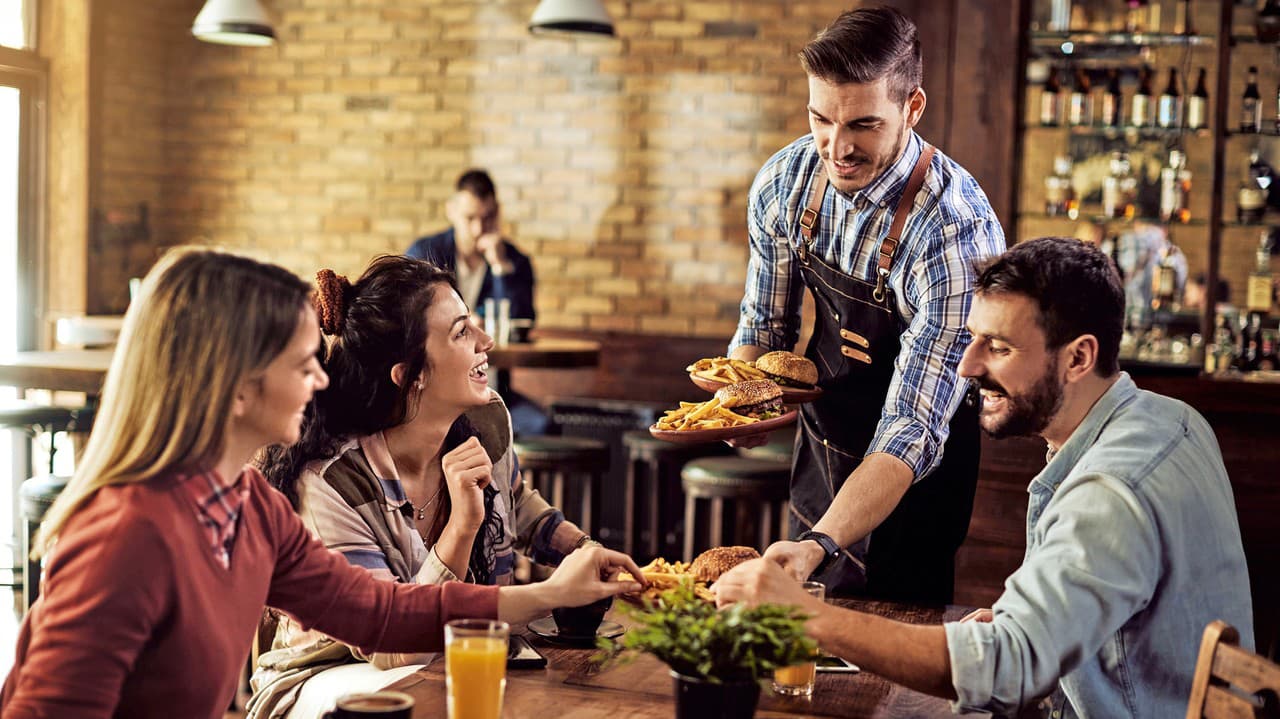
[686, 351, 823, 403]
[648, 379, 798, 444]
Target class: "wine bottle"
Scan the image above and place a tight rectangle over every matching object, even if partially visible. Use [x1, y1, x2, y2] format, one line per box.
[1040, 68, 1062, 127]
[1132, 66, 1153, 128]
[1100, 68, 1123, 128]
[1069, 68, 1092, 126]
[1243, 66, 1262, 133]
[1158, 67, 1181, 128]
[1187, 67, 1209, 130]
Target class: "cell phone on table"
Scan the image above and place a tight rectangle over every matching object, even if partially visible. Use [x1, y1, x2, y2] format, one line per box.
[507, 634, 548, 669]
[815, 654, 860, 673]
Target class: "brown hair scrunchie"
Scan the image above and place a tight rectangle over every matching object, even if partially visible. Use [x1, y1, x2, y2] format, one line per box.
[314, 268, 351, 336]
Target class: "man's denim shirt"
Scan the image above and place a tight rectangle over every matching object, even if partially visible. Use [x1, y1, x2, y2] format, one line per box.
[945, 373, 1253, 718]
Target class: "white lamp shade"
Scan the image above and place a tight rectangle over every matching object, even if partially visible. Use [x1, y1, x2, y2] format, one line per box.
[192, 0, 276, 47]
[529, 0, 615, 37]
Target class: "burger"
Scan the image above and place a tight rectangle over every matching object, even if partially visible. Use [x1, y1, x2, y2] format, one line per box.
[755, 351, 819, 389]
[715, 380, 784, 419]
[690, 546, 761, 583]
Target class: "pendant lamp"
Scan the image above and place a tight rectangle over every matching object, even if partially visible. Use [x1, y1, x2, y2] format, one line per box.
[192, 0, 276, 47]
[529, 0, 615, 37]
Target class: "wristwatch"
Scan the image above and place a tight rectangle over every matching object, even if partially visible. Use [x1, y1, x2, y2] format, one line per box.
[796, 529, 841, 578]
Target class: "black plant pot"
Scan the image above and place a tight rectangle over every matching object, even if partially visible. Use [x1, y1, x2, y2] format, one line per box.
[670, 671, 761, 719]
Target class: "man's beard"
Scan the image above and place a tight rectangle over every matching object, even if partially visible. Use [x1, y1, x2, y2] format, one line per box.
[973, 356, 1064, 439]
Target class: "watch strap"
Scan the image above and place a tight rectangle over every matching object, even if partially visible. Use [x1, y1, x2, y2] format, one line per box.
[797, 530, 840, 577]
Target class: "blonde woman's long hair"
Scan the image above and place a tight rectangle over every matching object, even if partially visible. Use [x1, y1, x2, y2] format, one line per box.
[33, 247, 312, 559]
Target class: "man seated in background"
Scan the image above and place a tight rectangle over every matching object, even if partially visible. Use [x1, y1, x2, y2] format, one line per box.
[715, 237, 1254, 718]
[407, 168, 547, 435]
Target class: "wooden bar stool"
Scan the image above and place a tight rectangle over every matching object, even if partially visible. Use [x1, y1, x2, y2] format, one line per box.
[680, 456, 791, 562]
[19, 474, 69, 612]
[513, 435, 610, 537]
[621, 431, 728, 563]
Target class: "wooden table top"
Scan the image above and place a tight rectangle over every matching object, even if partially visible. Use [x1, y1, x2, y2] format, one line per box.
[390, 599, 990, 718]
[0, 349, 114, 394]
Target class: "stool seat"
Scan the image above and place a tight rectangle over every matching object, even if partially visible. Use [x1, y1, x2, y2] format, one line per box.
[680, 457, 791, 561]
[513, 436, 609, 538]
[682, 456, 792, 498]
[622, 430, 709, 460]
[512, 436, 609, 466]
[20, 474, 70, 524]
[19, 474, 71, 612]
[0, 401, 79, 430]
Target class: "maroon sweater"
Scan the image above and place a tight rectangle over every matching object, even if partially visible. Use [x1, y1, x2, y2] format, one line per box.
[0, 468, 499, 719]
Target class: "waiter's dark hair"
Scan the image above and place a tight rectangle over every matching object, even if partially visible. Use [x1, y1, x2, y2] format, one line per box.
[973, 237, 1124, 377]
[800, 6, 922, 104]
[456, 168, 496, 201]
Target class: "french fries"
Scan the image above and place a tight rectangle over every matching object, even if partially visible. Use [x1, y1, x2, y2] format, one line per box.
[619, 558, 716, 603]
[654, 397, 760, 432]
[686, 356, 767, 385]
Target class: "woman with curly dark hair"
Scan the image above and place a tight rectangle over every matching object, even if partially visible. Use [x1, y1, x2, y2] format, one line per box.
[248, 255, 599, 718]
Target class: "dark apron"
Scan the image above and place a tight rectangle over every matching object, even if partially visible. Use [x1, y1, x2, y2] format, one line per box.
[789, 144, 980, 603]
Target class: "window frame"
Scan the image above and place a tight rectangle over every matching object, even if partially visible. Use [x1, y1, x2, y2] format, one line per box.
[0, 44, 49, 351]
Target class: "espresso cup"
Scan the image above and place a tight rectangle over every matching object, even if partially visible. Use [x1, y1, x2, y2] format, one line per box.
[326, 691, 414, 718]
[551, 595, 613, 637]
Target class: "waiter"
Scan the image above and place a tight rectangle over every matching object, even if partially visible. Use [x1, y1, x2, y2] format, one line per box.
[729, 6, 1005, 602]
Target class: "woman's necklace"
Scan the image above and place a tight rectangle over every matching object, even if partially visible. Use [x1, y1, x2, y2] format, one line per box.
[410, 483, 445, 521]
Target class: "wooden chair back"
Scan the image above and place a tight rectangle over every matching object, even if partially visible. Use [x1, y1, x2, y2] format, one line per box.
[1186, 620, 1280, 718]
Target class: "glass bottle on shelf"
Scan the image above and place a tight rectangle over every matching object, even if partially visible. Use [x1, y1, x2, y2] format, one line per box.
[1242, 66, 1262, 133]
[1206, 313, 1238, 375]
[1069, 68, 1092, 126]
[1237, 312, 1263, 371]
[1101, 68, 1124, 128]
[1187, 67, 1209, 131]
[1173, 0, 1193, 35]
[1247, 230, 1275, 318]
[1125, 0, 1147, 33]
[1258, 0, 1280, 43]
[1238, 150, 1269, 224]
[1151, 243, 1182, 314]
[1104, 152, 1136, 219]
[1132, 66, 1154, 129]
[1040, 67, 1062, 127]
[1160, 150, 1191, 223]
[1045, 155, 1077, 217]
[1158, 67, 1181, 129]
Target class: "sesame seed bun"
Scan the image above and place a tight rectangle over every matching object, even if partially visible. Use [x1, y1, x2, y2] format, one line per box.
[755, 351, 818, 388]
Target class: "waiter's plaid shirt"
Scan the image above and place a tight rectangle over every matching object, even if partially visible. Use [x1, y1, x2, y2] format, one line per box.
[730, 132, 1006, 480]
[177, 466, 251, 569]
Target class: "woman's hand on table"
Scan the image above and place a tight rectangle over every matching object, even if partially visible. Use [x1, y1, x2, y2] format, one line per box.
[497, 546, 645, 625]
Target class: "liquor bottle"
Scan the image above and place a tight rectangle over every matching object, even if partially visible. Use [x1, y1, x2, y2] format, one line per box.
[1238, 150, 1270, 223]
[1151, 244, 1182, 314]
[1206, 313, 1237, 375]
[1237, 312, 1263, 371]
[1258, 329, 1280, 371]
[1068, 68, 1092, 126]
[1160, 150, 1192, 222]
[1040, 68, 1062, 127]
[1103, 152, 1136, 219]
[1100, 68, 1124, 128]
[1258, 0, 1280, 43]
[1132, 66, 1153, 128]
[1174, 0, 1193, 35]
[1247, 231, 1275, 318]
[1158, 67, 1181, 128]
[1242, 66, 1262, 133]
[1044, 156, 1076, 217]
[1125, 0, 1147, 33]
[1186, 67, 1209, 131]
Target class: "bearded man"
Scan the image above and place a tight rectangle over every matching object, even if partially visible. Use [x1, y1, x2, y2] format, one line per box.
[716, 238, 1253, 718]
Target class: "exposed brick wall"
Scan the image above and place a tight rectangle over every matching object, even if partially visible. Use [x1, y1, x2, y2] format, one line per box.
[92, 0, 859, 335]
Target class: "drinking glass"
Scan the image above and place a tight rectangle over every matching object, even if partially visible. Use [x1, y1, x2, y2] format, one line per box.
[445, 619, 509, 719]
[771, 581, 825, 697]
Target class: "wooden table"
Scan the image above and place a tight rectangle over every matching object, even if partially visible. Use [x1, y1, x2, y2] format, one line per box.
[487, 338, 600, 398]
[0, 349, 114, 394]
[390, 600, 991, 718]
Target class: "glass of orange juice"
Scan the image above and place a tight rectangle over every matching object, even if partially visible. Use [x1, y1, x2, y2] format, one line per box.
[772, 581, 825, 697]
[445, 619, 509, 719]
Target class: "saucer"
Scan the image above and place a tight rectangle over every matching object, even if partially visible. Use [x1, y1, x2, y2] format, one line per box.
[527, 617, 624, 646]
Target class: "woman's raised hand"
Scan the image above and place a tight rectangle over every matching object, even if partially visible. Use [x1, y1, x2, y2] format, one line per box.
[440, 436, 492, 532]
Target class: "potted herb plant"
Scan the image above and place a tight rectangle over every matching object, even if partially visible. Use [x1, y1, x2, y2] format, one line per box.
[597, 581, 818, 719]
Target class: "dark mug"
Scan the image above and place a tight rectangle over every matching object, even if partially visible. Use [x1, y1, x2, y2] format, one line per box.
[324, 691, 414, 718]
[551, 595, 613, 638]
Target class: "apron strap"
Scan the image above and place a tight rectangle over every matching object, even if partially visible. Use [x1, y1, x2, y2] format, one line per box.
[798, 167, 828, 263]
[877, 143, 935, 277]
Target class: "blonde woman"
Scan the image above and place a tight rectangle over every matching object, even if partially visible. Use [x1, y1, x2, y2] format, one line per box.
[0, 248, 642, 719]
